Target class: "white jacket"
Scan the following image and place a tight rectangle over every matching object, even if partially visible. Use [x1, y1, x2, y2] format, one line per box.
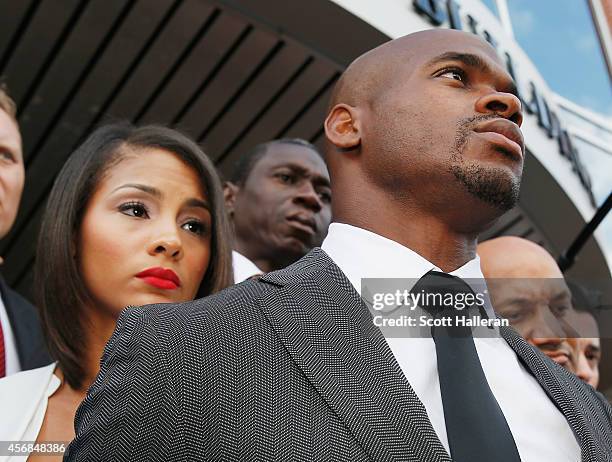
[0, 363, 59, 461]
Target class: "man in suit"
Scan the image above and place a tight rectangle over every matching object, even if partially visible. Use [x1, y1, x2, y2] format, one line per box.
[478, 237, 575, 365]
[480, 237, 603, 389]
[0, 85, 50, 377]
[224, 139, 332, 283]
[66, 29, 611, 461]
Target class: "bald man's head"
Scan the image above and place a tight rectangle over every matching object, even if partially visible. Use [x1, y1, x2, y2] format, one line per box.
[478, 237, 574, 346]
[478, 236, 563, 279]
[324, 29, 524, 232]
[329, 29, 501, 110]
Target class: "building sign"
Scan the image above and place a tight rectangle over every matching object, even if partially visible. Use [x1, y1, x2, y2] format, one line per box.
[413, 0, 596, 206]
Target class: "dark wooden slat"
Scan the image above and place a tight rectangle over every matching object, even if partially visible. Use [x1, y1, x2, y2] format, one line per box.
[137, 11, 247, 126]
[197, 39, 285, 141]
[2, 0, 82, 107]
[0, 0, 138, 257]
[18, 0, 130, 161]
[496, 216, 530, 237]
[175, 27, 277, 137]
[201, 42, 307, 160]
[217, 58, 338, 174]
[104, 0, 216, 121]
[75, 0, 186, 136]
[312, 135, 326, 155]
[311, 126, 325, 143]
[479, 207, 522, 241]
[278, 82, 336, 141]
[479, 205, 550, 252]
[0, 0, 135, 257]
[520, 228, 537, 239]
[0, 0, 39, 72]
[1, 1, 178, 270]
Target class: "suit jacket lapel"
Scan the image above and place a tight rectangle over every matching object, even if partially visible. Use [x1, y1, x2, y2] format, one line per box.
[0, 275, 26, 364]
[501, 325, 600, 459]
[259, 249, 450, 462]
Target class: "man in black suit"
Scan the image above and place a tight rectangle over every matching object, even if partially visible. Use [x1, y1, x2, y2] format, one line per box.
[0, 85, 50, 377]
[66, 29, 611, 461]
[224, 139, 332, 283]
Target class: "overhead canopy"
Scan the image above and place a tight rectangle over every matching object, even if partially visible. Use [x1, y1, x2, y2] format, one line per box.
[0, 0, 607, 294]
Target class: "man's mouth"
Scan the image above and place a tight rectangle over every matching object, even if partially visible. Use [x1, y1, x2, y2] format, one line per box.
[473, 118, 525, 159]
[286, 213, 317, 235]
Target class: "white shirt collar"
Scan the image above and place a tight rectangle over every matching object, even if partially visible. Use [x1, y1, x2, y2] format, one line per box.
[321, 223, 490, 317]
[232, 250, 263, 283]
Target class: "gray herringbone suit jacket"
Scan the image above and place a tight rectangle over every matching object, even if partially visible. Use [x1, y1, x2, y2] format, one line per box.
[65, 249, 612, 461]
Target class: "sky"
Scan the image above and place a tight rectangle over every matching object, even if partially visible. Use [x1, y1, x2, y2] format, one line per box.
[483, 0, 612, 118]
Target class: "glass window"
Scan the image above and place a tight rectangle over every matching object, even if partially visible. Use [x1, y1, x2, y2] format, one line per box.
[507, 0, 612, 117]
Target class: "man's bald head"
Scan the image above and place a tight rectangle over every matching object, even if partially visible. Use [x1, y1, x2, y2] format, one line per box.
[329, 29, 500, 110]
[478, 236, 575, 355]
[324, 28, 524, 237]
[478, 236, 563, 279]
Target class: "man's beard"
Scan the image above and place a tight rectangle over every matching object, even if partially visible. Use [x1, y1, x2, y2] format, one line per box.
[448, 114, 522, 211]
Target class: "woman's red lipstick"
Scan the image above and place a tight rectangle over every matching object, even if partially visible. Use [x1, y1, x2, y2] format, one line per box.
[136, 267, 181, 290]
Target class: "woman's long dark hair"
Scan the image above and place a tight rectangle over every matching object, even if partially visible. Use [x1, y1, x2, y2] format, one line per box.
[34, 123, 233, 389]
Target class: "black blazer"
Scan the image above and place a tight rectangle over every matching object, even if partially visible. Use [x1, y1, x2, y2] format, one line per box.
[0, 275, 50, 371]
[65, 249, 612, 461]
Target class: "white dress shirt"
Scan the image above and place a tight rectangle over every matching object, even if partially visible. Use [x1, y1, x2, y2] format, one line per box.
[321, 223, 580, 461]
[0, 295, 21, 376]
[232, 250, 263, 284]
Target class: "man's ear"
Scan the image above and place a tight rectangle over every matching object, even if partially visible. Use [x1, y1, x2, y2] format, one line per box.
[223, 181, 239, 217]
[324, 103, 361, 151]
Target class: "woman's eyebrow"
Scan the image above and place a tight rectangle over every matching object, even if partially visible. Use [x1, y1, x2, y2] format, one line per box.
[111, 183, 162, 197]
[184, 197, 210, 211]
[112, 184, 209, 210]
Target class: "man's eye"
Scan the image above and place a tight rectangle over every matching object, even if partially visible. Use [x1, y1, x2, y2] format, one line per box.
[277, 173, 294, 184]
[505, 313, 523, 323]
[439, 69, 466, 82]
[498, 308, 524, 324]
[182, 220, 206, 236]
[551, 303, 571, 317]
[119, 201, 149, 218]
[586, 349, 601, 362]
[318, 190, 331, 203]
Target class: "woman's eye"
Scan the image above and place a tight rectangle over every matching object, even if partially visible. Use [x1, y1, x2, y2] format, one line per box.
[0, 150, 14, 162]
[119, 202, 149, 218]
[182, 220, 206, 236]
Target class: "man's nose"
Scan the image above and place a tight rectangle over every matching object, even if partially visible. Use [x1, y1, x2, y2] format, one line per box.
[573, 352, 594, 384]
[531, 307, 567, 339]
[475, 90, 523, 126]
[293, 182, 323, 212]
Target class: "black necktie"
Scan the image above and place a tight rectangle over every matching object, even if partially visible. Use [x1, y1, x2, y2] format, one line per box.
[411, 271, 521, 462]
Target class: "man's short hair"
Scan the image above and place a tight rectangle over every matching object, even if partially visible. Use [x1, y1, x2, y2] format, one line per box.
[0, 82, 17, 121]
[230, 138, 321, 186]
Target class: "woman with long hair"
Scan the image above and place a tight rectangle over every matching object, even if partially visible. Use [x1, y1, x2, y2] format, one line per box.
[0, 123, 232, 459]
